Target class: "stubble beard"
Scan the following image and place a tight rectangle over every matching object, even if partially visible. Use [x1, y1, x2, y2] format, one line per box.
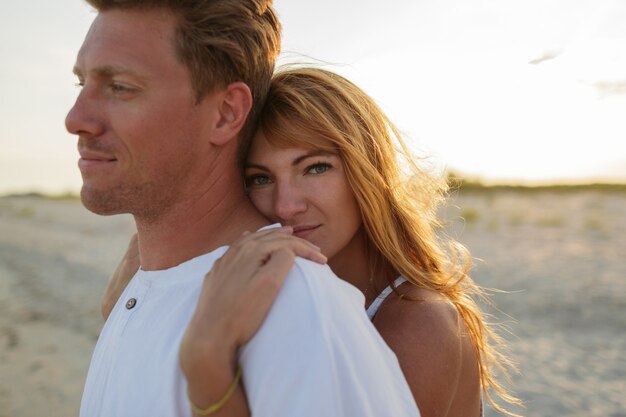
[79, 142, 199, 223]
[80, 178, 181, 223]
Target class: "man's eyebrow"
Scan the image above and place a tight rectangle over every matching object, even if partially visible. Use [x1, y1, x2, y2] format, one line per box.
[245, 150, 337, 171]
[72, 65, 146, 80]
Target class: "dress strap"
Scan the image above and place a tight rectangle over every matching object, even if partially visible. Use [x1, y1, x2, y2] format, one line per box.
[366, 277, 407, 320]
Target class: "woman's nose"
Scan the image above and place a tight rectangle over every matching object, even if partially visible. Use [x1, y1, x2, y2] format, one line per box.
[273, 182, 307, 220]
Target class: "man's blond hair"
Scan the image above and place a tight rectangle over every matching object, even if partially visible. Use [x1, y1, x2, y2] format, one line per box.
[85, 0, 281, 145]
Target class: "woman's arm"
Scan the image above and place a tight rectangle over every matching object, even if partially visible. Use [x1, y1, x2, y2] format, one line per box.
[179, 228, 326, 416]
[101, 233, 140, 320]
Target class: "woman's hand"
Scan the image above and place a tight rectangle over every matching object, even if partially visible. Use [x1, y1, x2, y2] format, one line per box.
[101, 233, 140, 320]
[180, 226, 326, 415]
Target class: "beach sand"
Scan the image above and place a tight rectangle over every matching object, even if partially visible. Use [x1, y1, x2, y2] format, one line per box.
[1, 190, 625, 416]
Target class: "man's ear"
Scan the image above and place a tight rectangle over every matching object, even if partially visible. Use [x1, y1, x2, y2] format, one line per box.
[209, 82, 253, 146]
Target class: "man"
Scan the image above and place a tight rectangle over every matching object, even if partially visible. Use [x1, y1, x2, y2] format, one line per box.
[66, 1, 420, 416]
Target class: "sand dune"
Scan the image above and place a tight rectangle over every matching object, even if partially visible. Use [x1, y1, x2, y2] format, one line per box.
[0, 190, 625, 417]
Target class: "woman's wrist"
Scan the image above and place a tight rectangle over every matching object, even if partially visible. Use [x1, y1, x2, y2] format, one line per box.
[181, 320, 238, 382]
[183, 343, 240, 414]
[188, 364, 242, 415]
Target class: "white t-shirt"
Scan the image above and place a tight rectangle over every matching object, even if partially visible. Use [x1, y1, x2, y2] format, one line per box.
[80, 245, 420, 416]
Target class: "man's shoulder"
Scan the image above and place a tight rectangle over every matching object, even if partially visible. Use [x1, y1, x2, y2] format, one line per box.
[240, 257, 371, 363]
[288, 258, 360, 297]
[271, 257, 365, 320]
[290, 257, 336, 279]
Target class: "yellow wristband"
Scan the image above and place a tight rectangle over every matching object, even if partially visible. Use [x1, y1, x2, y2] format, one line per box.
[188, 365, 242, 415]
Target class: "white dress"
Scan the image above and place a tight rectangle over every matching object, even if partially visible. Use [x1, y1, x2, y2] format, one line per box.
[366, 276, 407, 320]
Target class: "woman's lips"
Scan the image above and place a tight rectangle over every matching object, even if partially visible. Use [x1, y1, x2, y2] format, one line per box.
[292, 225, 320, 238]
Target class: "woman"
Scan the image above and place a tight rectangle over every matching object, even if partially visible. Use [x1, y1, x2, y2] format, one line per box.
[105, 68, 520, 416]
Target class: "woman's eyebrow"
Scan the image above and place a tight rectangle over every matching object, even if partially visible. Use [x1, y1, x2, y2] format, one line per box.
[245, 150, 337, 171]
[292, 151, 337, 166]
[244, 162, 269, 172]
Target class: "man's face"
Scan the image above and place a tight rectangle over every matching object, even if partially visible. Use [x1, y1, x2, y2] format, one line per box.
[66, 9, 215, 218]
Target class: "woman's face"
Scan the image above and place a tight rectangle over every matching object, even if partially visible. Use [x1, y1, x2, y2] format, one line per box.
[245, 132, 364, 261]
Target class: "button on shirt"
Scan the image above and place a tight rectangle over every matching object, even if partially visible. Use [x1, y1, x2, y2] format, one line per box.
[125, 298, 137, 309]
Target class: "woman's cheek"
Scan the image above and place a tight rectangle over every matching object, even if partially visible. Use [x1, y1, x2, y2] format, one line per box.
[248, 190, 275, 219]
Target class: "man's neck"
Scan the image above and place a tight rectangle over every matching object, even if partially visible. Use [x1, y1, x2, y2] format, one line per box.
[134, 185, 268, 271]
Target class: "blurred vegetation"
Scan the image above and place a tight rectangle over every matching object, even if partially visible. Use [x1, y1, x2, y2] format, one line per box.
[1, 173, 625, 201]
[446, 171, 626, 194]
[0, 191, 80, 200]
[460, 208, 480, 224]
[16, 207, 35, 218]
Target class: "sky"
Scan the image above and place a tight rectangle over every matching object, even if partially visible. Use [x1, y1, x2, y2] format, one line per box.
[1, 0, 625, 194]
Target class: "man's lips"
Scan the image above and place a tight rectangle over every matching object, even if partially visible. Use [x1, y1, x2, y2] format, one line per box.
[292, 225, 320, 238]
[78, 150, 117, 170]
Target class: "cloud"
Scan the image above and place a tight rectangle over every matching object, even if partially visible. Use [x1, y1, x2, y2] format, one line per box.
[528, 50, 563, 65]
[594, 80, 626, 96]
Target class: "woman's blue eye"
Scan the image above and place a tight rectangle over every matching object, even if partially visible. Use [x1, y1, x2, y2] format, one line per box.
[307, 163, 331, 175]
[246, 175, 271, 187]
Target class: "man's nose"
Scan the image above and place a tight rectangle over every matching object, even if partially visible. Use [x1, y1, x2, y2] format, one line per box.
[65, 87, 103, 138]
[273, 182, 307, 220]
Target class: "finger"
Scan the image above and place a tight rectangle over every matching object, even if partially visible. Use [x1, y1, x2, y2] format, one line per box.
[206, 230, 325, 288]
[252, 248, 296, 300]
[231, 230, 323, 263]
[231, 227, 290, 248]
[229, 236, 325, 266]
[243, 226, 294, 241]
[252, 230, 321, 251]
[205, 250, 259, 283]
[277, 225, 293, 234]
[284, 241, 326, 264]
[263, 247, 296, 278]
